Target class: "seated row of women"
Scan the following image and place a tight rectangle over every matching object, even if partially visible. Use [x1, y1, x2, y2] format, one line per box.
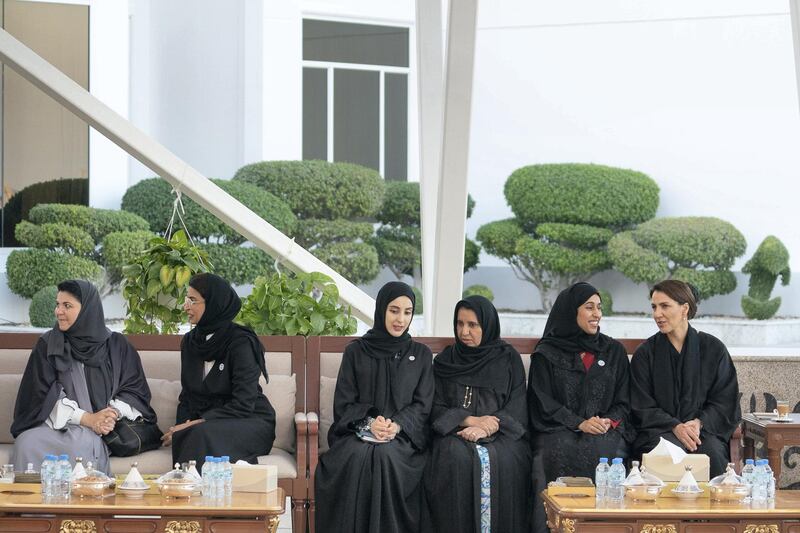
[315, 279, 741, 533]
[11, 274, 276, 473]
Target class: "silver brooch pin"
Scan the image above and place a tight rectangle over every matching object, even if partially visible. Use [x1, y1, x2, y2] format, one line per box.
[219, 363, 225, 371]
[409, 355, 416, 361]
[597, 360, 605, 367]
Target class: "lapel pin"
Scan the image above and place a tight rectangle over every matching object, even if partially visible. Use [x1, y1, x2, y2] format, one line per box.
[598, 360, 605, 367]
[219, 363, 225, 371]
[409, 355, 415, 361]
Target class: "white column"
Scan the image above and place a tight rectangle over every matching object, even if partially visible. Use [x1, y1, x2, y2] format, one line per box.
[88, 0, 130, 208]
[415, 0, 444, 334]
[428, 0, 478, 336]
[790, 0, 800, 111]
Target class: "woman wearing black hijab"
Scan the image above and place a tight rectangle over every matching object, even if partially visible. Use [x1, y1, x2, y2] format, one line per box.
[424, 296, 531, 533]
[11, 280, 157, 473]
[162, 273, 275, 469]
[315, 281, 434, 533]
[528, 282, 633, 532]
[630, 279, 739, 477]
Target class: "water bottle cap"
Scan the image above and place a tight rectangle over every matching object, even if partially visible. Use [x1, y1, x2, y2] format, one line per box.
[599, 457, 608, 463]
[612, 458, 623, 464]
[221, 456, 230, 461]
[745, 459, 754, 465]
[205, 456, 213, 461]
[756, 459, 767, 465]
[59, 454, 68, 460]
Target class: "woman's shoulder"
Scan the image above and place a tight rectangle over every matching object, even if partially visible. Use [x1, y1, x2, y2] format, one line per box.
[695, 330, 730, 355]
[631, 332, 660, 360]
[410, 340, 433, 358]
[601, 335, 628, 357]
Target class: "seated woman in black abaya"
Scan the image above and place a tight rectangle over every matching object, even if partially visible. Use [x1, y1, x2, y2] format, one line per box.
[315, 282, 434, 533]
[630, 279, 740, 477]
[11, 280, 158, 473]
[424, 296, 531, 533]
[161, 273, 276, 469]
[528, 282, 634, 532]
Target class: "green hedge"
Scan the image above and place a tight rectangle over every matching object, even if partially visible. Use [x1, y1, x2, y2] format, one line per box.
[377, 182, 420, 225]
[29, 204, 149, 243]
[536, 223, 614, 248]
[313, 242, 380, 285]
[607, 232, 669, 284]
[29, 286, 58, 328]
[15, 221, 95, 256]
[6, 249, 103, 298]
[475, 218, 527, 259]
[101, 230, 156, 284]
[463, 284, 494, 301]
[515, 237, 611, 275]
[671, 267, 738, 302]
[504, 164, 659, 228]
[597, 289, 613, 316]
[741, 236, 791, 319]
[1, 178, 88, 246]
[201, 244, 274, 286]
[121, 178, 296, 243]
[294, 219, 375, 249]
[233, 160, 385, 219]
[464, 237, 480, 272]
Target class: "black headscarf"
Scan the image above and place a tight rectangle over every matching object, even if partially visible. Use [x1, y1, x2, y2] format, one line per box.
[433, 295, 515, 388]
[46, 280, 113, 410]
[185, 273, 268, 381]
[536, 282, 609, 356]
[355, 281, 416, 360]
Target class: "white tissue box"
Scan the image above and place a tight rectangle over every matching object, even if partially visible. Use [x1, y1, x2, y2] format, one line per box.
[231, 464, 277, 493]
[642, 452, 710, 482]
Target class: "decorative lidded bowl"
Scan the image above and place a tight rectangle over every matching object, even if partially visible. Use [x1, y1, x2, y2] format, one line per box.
[708, 463, 749, 502]
[71, 461, 114, 498]
[155, 463, 201, 499]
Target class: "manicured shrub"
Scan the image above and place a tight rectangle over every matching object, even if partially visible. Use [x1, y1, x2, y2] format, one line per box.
[377, 181, 420, 225]
[478, 163, 659, 311]
[29, 203, 149, 243]
[101, 230, 156, 284]
[463, 284, 494, 301]
[121, 178, 296, 244]
[29, 286, 58, 328]
[597, 289, 613, 316]
[741, 236, 791, 319]
[6, 249, 103, 298]
[313, 242, 380, 285]
[294, 219, 375, 249]
[464, 238, 480, 273]
[234, 160, 385, 219]
[201, 244, 275, 286]
[412, 286, 423, 315]
[15, 221, 95, 256]
[608, 217, 747, 301]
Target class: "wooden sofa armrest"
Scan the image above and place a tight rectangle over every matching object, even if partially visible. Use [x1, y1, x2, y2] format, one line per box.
[730, 424, 743, 469]
[307, 412, 320, 490]
[294, 412, 309, 479]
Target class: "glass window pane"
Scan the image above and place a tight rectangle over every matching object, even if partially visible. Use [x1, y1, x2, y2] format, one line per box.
[304, 19, 409, 68]
[334, 69, 379, 171]
[303, 68, 328, 161]
[384, 73, 408, 181]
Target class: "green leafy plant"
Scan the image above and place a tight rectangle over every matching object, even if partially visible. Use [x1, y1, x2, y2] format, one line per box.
[29, 285, 58, 328]
[741, 236, 791, 320]
[6, 249, 104, 299]
[463, 284, 494, 301]
[608, 216, 746, 300]
[477, 163, 659, 310]
[121, 230, 211, 334]
[237, 270, 357, 336]
[597, 289, 614, 316]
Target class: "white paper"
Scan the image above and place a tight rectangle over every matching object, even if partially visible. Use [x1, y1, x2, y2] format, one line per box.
[650, 437, 687, 464]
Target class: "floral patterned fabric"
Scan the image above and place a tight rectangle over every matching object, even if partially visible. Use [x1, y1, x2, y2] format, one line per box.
[476, 444, 491, 532]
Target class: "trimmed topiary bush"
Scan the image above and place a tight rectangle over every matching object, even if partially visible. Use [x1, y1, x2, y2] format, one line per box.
[463, 284, 494, 301]
[15, 221, 95, 256]
[29, 285, 58, 328]
[477, 163, 658, 310]
[313, 242, 380, 285]
[741, 236, 791, 319]
[121, 178, 296, 244]
[201, 244, 275, 286]
[233, 160, 385, 220]
[597, 289, 614, 316]
[29, 204, 149, 243]
[6, 249, 104, 298]
[608, 217, 747, 301]
[294, 219, 375, 249]
[101, 230, 156, 285]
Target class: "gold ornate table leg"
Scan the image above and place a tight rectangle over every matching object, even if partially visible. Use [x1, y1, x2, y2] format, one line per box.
[164, 520, 201, 532]
[59, 520, 97, 533]
[640, 525, 678, 533]
[561, 518, 576, 533]
[743, 526, 780, 533]
[267, 516, 280, 533]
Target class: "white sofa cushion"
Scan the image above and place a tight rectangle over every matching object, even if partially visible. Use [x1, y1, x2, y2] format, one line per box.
[319, 376, 336, 453]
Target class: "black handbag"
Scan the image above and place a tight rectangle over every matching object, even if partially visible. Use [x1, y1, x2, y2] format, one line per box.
[102, 417, 163, 457]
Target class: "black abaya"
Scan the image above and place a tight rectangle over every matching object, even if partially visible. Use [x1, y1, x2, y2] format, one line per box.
[630, 327, 740, 477]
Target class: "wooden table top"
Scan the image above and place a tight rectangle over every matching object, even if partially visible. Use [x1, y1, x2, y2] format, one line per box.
[0, 484, 285, 516]
[543, 490, 800, 519]
[742, 412, 800, 428]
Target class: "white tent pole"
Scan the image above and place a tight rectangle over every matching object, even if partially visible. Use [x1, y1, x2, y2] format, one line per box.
[0, 27, 375, 324]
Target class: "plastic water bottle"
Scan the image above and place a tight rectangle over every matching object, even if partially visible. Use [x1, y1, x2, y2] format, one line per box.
[40, 455, 56, 498]
[595, 457, 609, 504]
[220, 456, 232, 497]
[202, 456, 215, 499]
[741, 459, 755, 501]
[212, 458, 224, 501]
[751, 459, 767, 503]
[763, 461, 776, 500]
[607, 457, 625, 502]
[57, 455, 71, 499]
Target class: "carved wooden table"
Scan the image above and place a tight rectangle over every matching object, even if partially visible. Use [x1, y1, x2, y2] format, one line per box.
[543, 489, 800, 532]
[0, 484, 285, 532]
[742, 412, 800, 479]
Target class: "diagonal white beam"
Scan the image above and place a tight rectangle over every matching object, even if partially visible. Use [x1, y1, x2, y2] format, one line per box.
[415, 0, 444, 334]
[429, 0, 479, 336]
[790, 0, 800, 111]
[0, 27, 375, 324]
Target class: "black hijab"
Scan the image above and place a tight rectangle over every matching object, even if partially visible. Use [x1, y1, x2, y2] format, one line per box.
[185, 273, 268, 381]
[536, 282, 609, 357]
[355, 281, 416, 360]
[433, 295, 515, 388]
[46, 280, 113, 410]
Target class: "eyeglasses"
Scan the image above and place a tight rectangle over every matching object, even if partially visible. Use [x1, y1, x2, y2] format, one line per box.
[184, 296, 205, 306]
